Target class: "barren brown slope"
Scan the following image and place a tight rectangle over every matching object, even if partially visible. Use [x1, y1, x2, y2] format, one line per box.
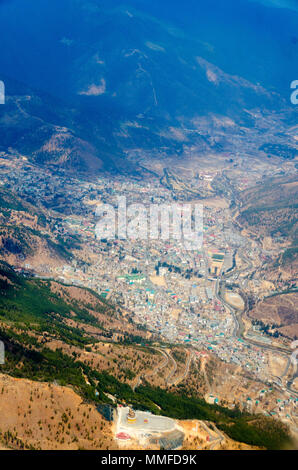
[0, 373, 117, 450]
[248, 292, 298, 340]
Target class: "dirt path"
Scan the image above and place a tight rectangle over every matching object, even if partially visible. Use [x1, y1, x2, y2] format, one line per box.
[168, 351, 194, 386]
[132, 347, 170, 391]
[199, 420, 225, 450]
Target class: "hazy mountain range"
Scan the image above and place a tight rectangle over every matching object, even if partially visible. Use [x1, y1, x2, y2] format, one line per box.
[0, 0, 297, 173]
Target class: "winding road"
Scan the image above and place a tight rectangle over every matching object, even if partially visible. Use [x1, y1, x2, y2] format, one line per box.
[216, 247, 298, 397]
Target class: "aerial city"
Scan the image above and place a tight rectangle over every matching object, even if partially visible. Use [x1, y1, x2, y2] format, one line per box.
[0, 0, 297, 457]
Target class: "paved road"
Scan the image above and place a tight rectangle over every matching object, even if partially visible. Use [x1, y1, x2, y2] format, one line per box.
[132, 347, 169, 391]
[217, 248, 298, 397]
[199, 420, 225, 450]
[168, 351, 194, 386]
[165, 351, 178, 385]
[133, 347, 177, 391]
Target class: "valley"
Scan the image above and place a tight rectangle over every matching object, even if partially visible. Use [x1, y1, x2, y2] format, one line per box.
[0, 148, 297, 450]
[0, 0, 297, 453]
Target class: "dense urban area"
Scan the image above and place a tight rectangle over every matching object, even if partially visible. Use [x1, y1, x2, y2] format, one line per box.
[0, 147, 297, 450]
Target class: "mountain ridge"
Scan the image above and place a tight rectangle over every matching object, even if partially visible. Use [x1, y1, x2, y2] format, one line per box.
[0, 0, 297, 173]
